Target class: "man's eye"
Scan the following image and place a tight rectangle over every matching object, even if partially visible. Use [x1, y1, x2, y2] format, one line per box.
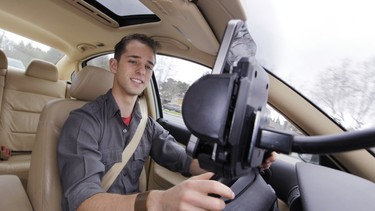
[129, 60, 138, 65]
[145, 65, 153, 71]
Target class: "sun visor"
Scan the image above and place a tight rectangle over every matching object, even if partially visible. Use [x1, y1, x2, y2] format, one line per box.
[182, 74, 237, 144]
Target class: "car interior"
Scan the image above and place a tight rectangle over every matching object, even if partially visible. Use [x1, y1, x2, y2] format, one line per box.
[0, 0, 375, 211]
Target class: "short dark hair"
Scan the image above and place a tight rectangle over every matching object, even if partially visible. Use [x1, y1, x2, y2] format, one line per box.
[114, 33, 159, 61]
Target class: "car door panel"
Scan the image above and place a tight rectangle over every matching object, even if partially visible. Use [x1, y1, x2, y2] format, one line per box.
[147, 118, 191, 190]
[148, 162, 189, 190]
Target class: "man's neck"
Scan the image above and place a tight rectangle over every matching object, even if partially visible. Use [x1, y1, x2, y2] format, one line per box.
[111, 89, 137, 118]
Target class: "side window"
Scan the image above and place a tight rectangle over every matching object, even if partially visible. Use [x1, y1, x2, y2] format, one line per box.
[264, 105, 304, 136]
[153, 55, 210, 125]
[86, 54, 113, 70]
[265, 105, 319, 164]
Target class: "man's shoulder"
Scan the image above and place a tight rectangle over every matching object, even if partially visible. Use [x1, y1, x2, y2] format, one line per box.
[72, 93, 110, 116]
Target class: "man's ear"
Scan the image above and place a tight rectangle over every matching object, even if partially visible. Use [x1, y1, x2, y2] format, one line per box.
[109, 58, 118, 74]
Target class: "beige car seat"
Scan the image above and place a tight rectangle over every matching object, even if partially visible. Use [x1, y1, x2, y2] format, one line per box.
[0, 57, 67, 187]
[0, 65, 114, 211]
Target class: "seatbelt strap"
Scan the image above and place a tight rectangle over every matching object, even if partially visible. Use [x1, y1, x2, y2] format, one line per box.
[101, 97, 148, 191]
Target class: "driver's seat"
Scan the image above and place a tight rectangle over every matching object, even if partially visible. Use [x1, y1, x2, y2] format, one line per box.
[0, 66, 114, 211]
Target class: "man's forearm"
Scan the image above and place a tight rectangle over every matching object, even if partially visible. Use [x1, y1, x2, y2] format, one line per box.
[77, 192, 137, 211]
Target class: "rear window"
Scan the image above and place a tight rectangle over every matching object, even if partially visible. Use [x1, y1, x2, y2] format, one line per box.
[0, 28, 65, 69]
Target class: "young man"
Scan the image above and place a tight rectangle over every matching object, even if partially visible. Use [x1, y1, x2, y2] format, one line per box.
[57, 34, 275, 211]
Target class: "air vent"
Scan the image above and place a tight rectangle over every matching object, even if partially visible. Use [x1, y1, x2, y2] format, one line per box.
[64, 0, 119, 28]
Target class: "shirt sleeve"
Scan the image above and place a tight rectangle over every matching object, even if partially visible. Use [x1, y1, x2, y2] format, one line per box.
[57, 108, 105, 211]
[148, 118, 193, 176]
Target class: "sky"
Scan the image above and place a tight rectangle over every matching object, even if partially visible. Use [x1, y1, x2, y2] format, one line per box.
[243, 0, 375, 85]
[155, 55, 211, 85]
[242, 0, 375, 129]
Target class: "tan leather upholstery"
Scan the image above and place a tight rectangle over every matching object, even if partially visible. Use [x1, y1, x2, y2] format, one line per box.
[28, 99, 88, 211]
[70, 65, 114, 101]
[26, 59, 59, 82]
[0, 49, 8, 70]
[26, 66, 113, 211]
[0, 49, 7, 113]
[0, 59, 67, 187]
[0, 153, 31, 179]
[0, 175, 33, 211]
[0, 59, 66, 151]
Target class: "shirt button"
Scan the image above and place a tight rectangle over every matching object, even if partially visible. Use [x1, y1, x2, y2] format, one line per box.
[123, 129, 127, 133]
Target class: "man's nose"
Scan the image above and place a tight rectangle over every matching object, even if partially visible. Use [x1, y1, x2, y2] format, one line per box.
[136, 63, 146, 74]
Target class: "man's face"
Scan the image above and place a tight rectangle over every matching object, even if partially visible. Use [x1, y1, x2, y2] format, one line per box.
[110, 40, 155, 97]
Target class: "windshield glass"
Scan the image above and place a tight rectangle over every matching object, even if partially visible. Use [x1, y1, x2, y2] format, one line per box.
[243, 0, 375, 131]
[0, 28, 65, 69]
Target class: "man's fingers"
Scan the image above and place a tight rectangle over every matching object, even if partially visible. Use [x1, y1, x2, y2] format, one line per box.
[163, 172, 236, 210]
[262, 151, 277, 169]
[189, 172, 214, 180]
[185, 174, 235, 200]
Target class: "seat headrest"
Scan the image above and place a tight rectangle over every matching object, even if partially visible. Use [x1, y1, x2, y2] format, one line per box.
[0, 49, 7, 70]
[26, 59, 58, 82]
[70, 65, 114, 101]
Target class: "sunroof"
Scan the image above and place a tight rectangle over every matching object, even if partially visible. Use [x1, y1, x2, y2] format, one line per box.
[84, 0, 160, 27]
[96, 0, 154, 16]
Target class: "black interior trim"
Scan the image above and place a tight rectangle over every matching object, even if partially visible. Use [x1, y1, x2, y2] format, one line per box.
[297, 162, 375, 211]
[267, 159, 302, 211]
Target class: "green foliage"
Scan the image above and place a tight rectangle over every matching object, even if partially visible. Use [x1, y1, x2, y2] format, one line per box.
[159, 78, 189, 103]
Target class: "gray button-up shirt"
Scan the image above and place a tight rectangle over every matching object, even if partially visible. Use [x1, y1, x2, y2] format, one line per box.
[57, 90, 192, 211]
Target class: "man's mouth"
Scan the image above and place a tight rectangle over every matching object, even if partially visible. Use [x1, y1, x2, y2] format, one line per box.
[131, 78, 143, 84]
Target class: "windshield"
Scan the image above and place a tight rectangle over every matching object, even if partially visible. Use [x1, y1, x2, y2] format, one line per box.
[243, 0, 375, 131]
[0, 28, 65, 69]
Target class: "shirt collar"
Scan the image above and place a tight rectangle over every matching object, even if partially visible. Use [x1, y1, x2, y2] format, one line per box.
[106, 89, 142, 120]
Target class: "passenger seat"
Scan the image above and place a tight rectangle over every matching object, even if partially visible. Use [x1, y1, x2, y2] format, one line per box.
[0, 58, 67, 187]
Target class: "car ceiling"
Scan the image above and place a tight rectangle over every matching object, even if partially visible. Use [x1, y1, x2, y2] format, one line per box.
[0, 0, 246, 73]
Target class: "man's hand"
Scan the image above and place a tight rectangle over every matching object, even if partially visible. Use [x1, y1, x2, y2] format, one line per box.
[260, 151, 277, 170]
[148, 172, 235, 211]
